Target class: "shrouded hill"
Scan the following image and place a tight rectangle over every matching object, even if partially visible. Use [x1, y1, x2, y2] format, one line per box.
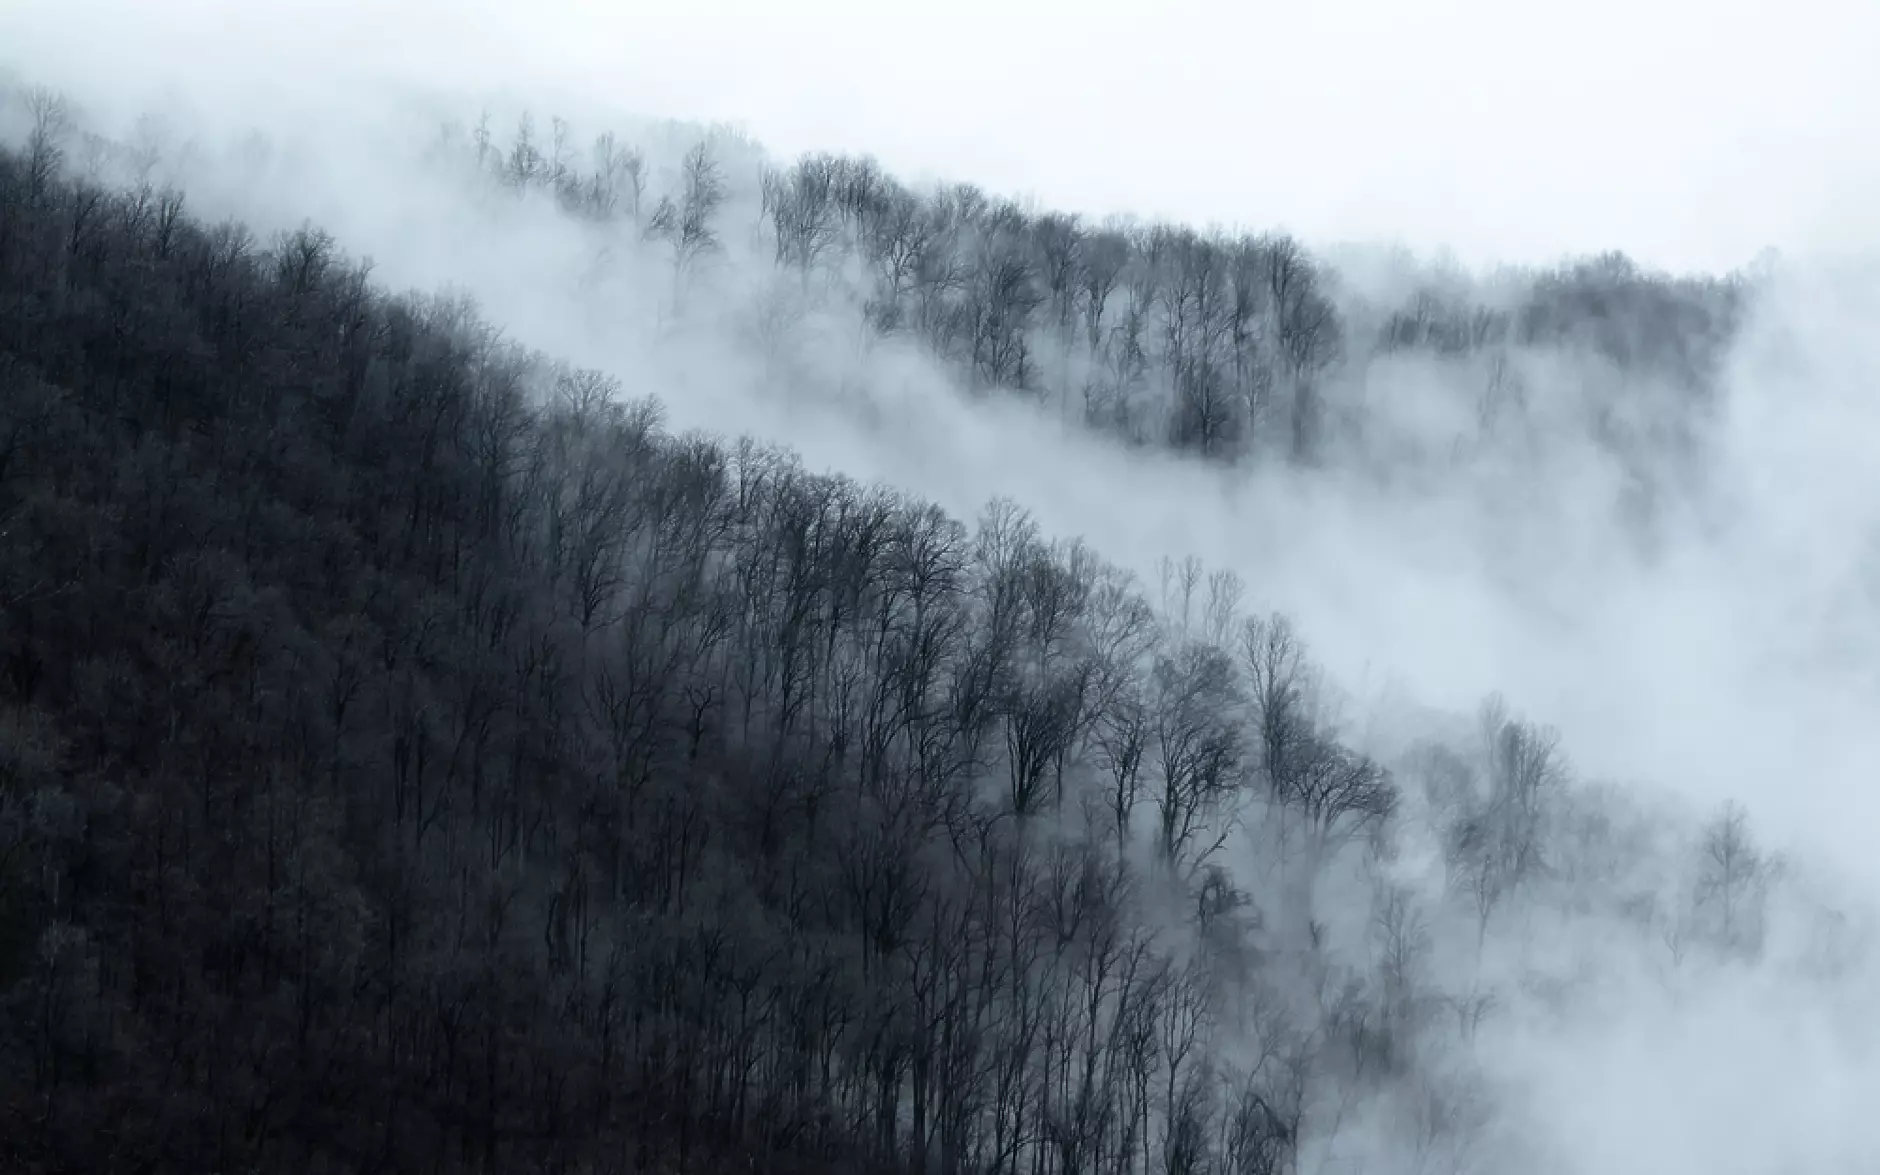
[0, 91, 1860, 1175]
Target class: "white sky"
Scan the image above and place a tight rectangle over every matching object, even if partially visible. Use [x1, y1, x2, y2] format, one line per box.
[4, 0, 1878, 270]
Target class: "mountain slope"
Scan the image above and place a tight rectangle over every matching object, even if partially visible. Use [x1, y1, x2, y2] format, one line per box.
[1, 92, 1874, 1175]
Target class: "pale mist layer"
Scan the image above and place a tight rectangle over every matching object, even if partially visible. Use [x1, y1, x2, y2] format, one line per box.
[6, 44, 1880, 1175]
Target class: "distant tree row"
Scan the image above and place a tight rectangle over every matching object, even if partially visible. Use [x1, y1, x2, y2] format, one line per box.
[430, 112, 1746, 468]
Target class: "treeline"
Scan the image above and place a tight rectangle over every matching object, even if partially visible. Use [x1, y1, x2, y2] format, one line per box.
[431, 111, 1747, 464]
[0, 95, 1798, 1175]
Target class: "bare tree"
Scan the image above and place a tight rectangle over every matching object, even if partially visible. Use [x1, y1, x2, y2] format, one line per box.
[1202, 569, 1243, 649]
[615, 136, 648, 223]
[1094, 674, 1149, 852]
[645, 139, 727, 307]
[1447, 696, 1563, 942]
[1078, 224, 1131, 353]
[762, 155, 841, 279]
[1150, 641, 1244, 879]
[1260, 234, 1341, 460]
[1282, 735, 1396, 861]
[21, 86, 71, 207]
[963, 205, 1043, 390]
[1159, 555, 1205, 640]
[1241, 613, 1315, 804]
[1693, 800, 1773, 959]
[1032, 211, 1084, 340]
[503, 111, 544, 190]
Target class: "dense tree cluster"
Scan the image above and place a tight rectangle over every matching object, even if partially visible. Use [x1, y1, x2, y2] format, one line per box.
[429, 113, 1745, 468]
[0, 93, 1820, 1175]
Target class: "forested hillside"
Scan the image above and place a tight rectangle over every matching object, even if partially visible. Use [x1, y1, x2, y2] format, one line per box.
[0, 91, 1863, 1175]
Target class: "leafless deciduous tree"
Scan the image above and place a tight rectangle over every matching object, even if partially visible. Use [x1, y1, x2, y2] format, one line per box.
[1444, 696, 1563, 942]
[1693, 799, 1774, 959]
[645, 139, 727, 306]
[1151, 641, 1244, 879]
[762, 154, 841, 277]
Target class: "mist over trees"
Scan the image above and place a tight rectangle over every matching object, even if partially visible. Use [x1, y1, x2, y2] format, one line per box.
[0, 85, 1865, 1175]
[411, 109, 1746, 481]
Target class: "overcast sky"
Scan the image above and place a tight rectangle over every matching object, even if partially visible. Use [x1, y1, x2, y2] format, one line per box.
[5, 0, 1877, 271]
